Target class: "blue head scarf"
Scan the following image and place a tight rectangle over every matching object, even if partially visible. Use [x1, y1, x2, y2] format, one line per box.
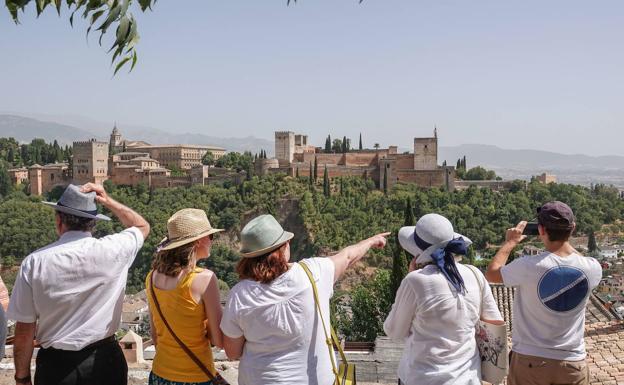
[429, 238, 469, 294]
[414, 231, 469, 294]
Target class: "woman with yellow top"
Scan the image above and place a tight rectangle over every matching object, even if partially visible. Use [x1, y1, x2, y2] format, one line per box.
[146, 208, 225, 385]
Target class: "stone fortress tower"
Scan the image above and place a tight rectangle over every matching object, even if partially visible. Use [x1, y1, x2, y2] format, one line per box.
[414, 127, 438, 170]
[275, 131, 296, 166]
[72, 139, 109, 185]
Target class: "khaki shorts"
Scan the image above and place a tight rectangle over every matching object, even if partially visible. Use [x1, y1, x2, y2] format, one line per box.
[507, 351, 589, 385]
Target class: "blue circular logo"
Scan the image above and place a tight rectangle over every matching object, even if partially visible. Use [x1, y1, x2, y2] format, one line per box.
[537, 266, 589, 313]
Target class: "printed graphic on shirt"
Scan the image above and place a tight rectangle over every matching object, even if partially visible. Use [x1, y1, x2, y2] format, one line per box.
[537, 266, 589, 313]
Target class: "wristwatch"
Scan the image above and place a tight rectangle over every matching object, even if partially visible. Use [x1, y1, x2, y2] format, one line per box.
[14, 374, 31, 384]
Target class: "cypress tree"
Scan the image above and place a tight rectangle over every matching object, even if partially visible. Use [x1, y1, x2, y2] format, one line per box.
[246, 163, 253, 181]
[383, 168, 388, 194]
[456, 159, 461, 170]
[390, 241, 408, 300]
[7, 147, 15, 164]
[588, 231, 598, 253]
[313, 157, 318, 183]
[403, 197, 416, 266]
[462, 155, 467, 169]
[0, 165, 11, 197]
[309, 161, 313, 189]
[295, 167, 299, 178]
[359, 133, 363, 150]
[323, 166, 330, 197]
[342, 136, 347, 153]
[325, 135, 332, 153]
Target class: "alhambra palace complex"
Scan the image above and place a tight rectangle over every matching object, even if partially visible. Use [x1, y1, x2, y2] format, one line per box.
[8, 126, 227, 195]
[8, 127, 555, 195]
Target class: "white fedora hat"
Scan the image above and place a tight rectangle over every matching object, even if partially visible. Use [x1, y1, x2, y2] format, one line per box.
[398, 213, 472, 264]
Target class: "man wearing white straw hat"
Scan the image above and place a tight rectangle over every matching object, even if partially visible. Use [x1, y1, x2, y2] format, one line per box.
[8, 183, 150, 385]
[384, 213, 503, 385]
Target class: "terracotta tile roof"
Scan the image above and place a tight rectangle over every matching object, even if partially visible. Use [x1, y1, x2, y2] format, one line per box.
[585, 321, 624, 384]
[490, 284, 623, 384]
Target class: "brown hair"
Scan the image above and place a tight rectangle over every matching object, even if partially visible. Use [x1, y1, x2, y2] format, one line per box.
[236, 245, 289, 284]
[152, 242, 197, 277]
[57, 212, 97, 232]
[544, 227, 573, 242]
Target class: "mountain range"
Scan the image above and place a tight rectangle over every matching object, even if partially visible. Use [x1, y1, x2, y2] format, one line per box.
[0, 114, 273, 155]
[1, 114, 622, 187]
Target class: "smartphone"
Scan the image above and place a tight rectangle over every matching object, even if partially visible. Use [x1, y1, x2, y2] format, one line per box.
[522, 222, 539, 236]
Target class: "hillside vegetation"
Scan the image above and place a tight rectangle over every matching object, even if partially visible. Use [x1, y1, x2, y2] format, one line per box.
[0, 174, 621, 339]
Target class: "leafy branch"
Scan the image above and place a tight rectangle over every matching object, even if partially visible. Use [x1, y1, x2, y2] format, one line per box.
[5, 0, 156, 74]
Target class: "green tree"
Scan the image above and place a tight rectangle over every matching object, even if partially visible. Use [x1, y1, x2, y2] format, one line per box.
[359, 133, 363, 150]
[588, 231, 598, 253]
[325, 135, 332, 153]
[383, 168, 388, 194]
[0, 165, 11, 197]
[464, 166, 497, 181]
[332, 138, 343, 153]
[335, 269, 392, 341]
[202, 151, 215, 166]
[389, 242, 407, 300]
[313, 157, 318, 183]
[323, 166, 330, 197]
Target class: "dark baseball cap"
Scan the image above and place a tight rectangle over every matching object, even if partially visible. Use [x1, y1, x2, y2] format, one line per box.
[537, 201, 575, 229]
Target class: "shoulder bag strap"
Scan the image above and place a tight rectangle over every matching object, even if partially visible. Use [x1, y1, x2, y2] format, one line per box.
[298, 262, 348, 377]
[148, 273, 215, 380]
[466, 265, 484, 318]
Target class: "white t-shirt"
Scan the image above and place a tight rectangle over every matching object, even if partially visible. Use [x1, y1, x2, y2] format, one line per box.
[384, 263, 503, 385]
[501, 252, 602, 360]
[7, 228, 144, 350]
[220, 257, 336, 385]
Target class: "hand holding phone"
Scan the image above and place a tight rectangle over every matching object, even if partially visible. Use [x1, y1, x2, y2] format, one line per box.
[522, 222, 539, 236]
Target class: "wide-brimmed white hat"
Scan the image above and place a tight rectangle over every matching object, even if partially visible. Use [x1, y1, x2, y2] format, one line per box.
[398, 213, 472, 264]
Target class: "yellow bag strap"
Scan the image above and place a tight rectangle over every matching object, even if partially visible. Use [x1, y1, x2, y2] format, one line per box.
[299, 262, 349, 373]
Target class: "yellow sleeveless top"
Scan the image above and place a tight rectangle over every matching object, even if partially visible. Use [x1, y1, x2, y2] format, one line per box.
[146, 268, 216, 382]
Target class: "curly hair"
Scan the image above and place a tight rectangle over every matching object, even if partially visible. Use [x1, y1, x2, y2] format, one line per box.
[236, 245, 289, 284]
[152, 242, 197, 277]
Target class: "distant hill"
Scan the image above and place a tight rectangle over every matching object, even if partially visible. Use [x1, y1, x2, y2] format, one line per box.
[439, 144, 624, 187]
[0, 114, 274, 154]
[0, 114, 100, 145]
[439, 144, 624, 170]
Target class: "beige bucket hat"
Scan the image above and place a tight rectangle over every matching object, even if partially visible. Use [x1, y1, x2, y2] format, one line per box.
[239, 214, 294, 258]
[157, 208, 224, 251]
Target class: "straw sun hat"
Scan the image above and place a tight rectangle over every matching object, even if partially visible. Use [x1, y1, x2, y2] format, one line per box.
[157, 209, 224, 251]
[239, 214, 294, 258]
[398, 213, 472, 264]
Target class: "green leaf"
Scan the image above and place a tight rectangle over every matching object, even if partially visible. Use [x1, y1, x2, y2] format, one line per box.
[96, 4, 121, 33]
[113, 55, 131, 75]
[115, 15, 130, 45]
[130, 50, 138, 72]
[137, 0, 153, 11]
[54, 0, 62, 15]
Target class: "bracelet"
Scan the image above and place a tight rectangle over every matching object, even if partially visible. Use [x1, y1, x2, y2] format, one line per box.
[14, 374, 31, 384]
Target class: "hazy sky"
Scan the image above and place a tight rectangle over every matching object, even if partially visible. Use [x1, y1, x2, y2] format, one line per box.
[1, 0, 623, 156]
